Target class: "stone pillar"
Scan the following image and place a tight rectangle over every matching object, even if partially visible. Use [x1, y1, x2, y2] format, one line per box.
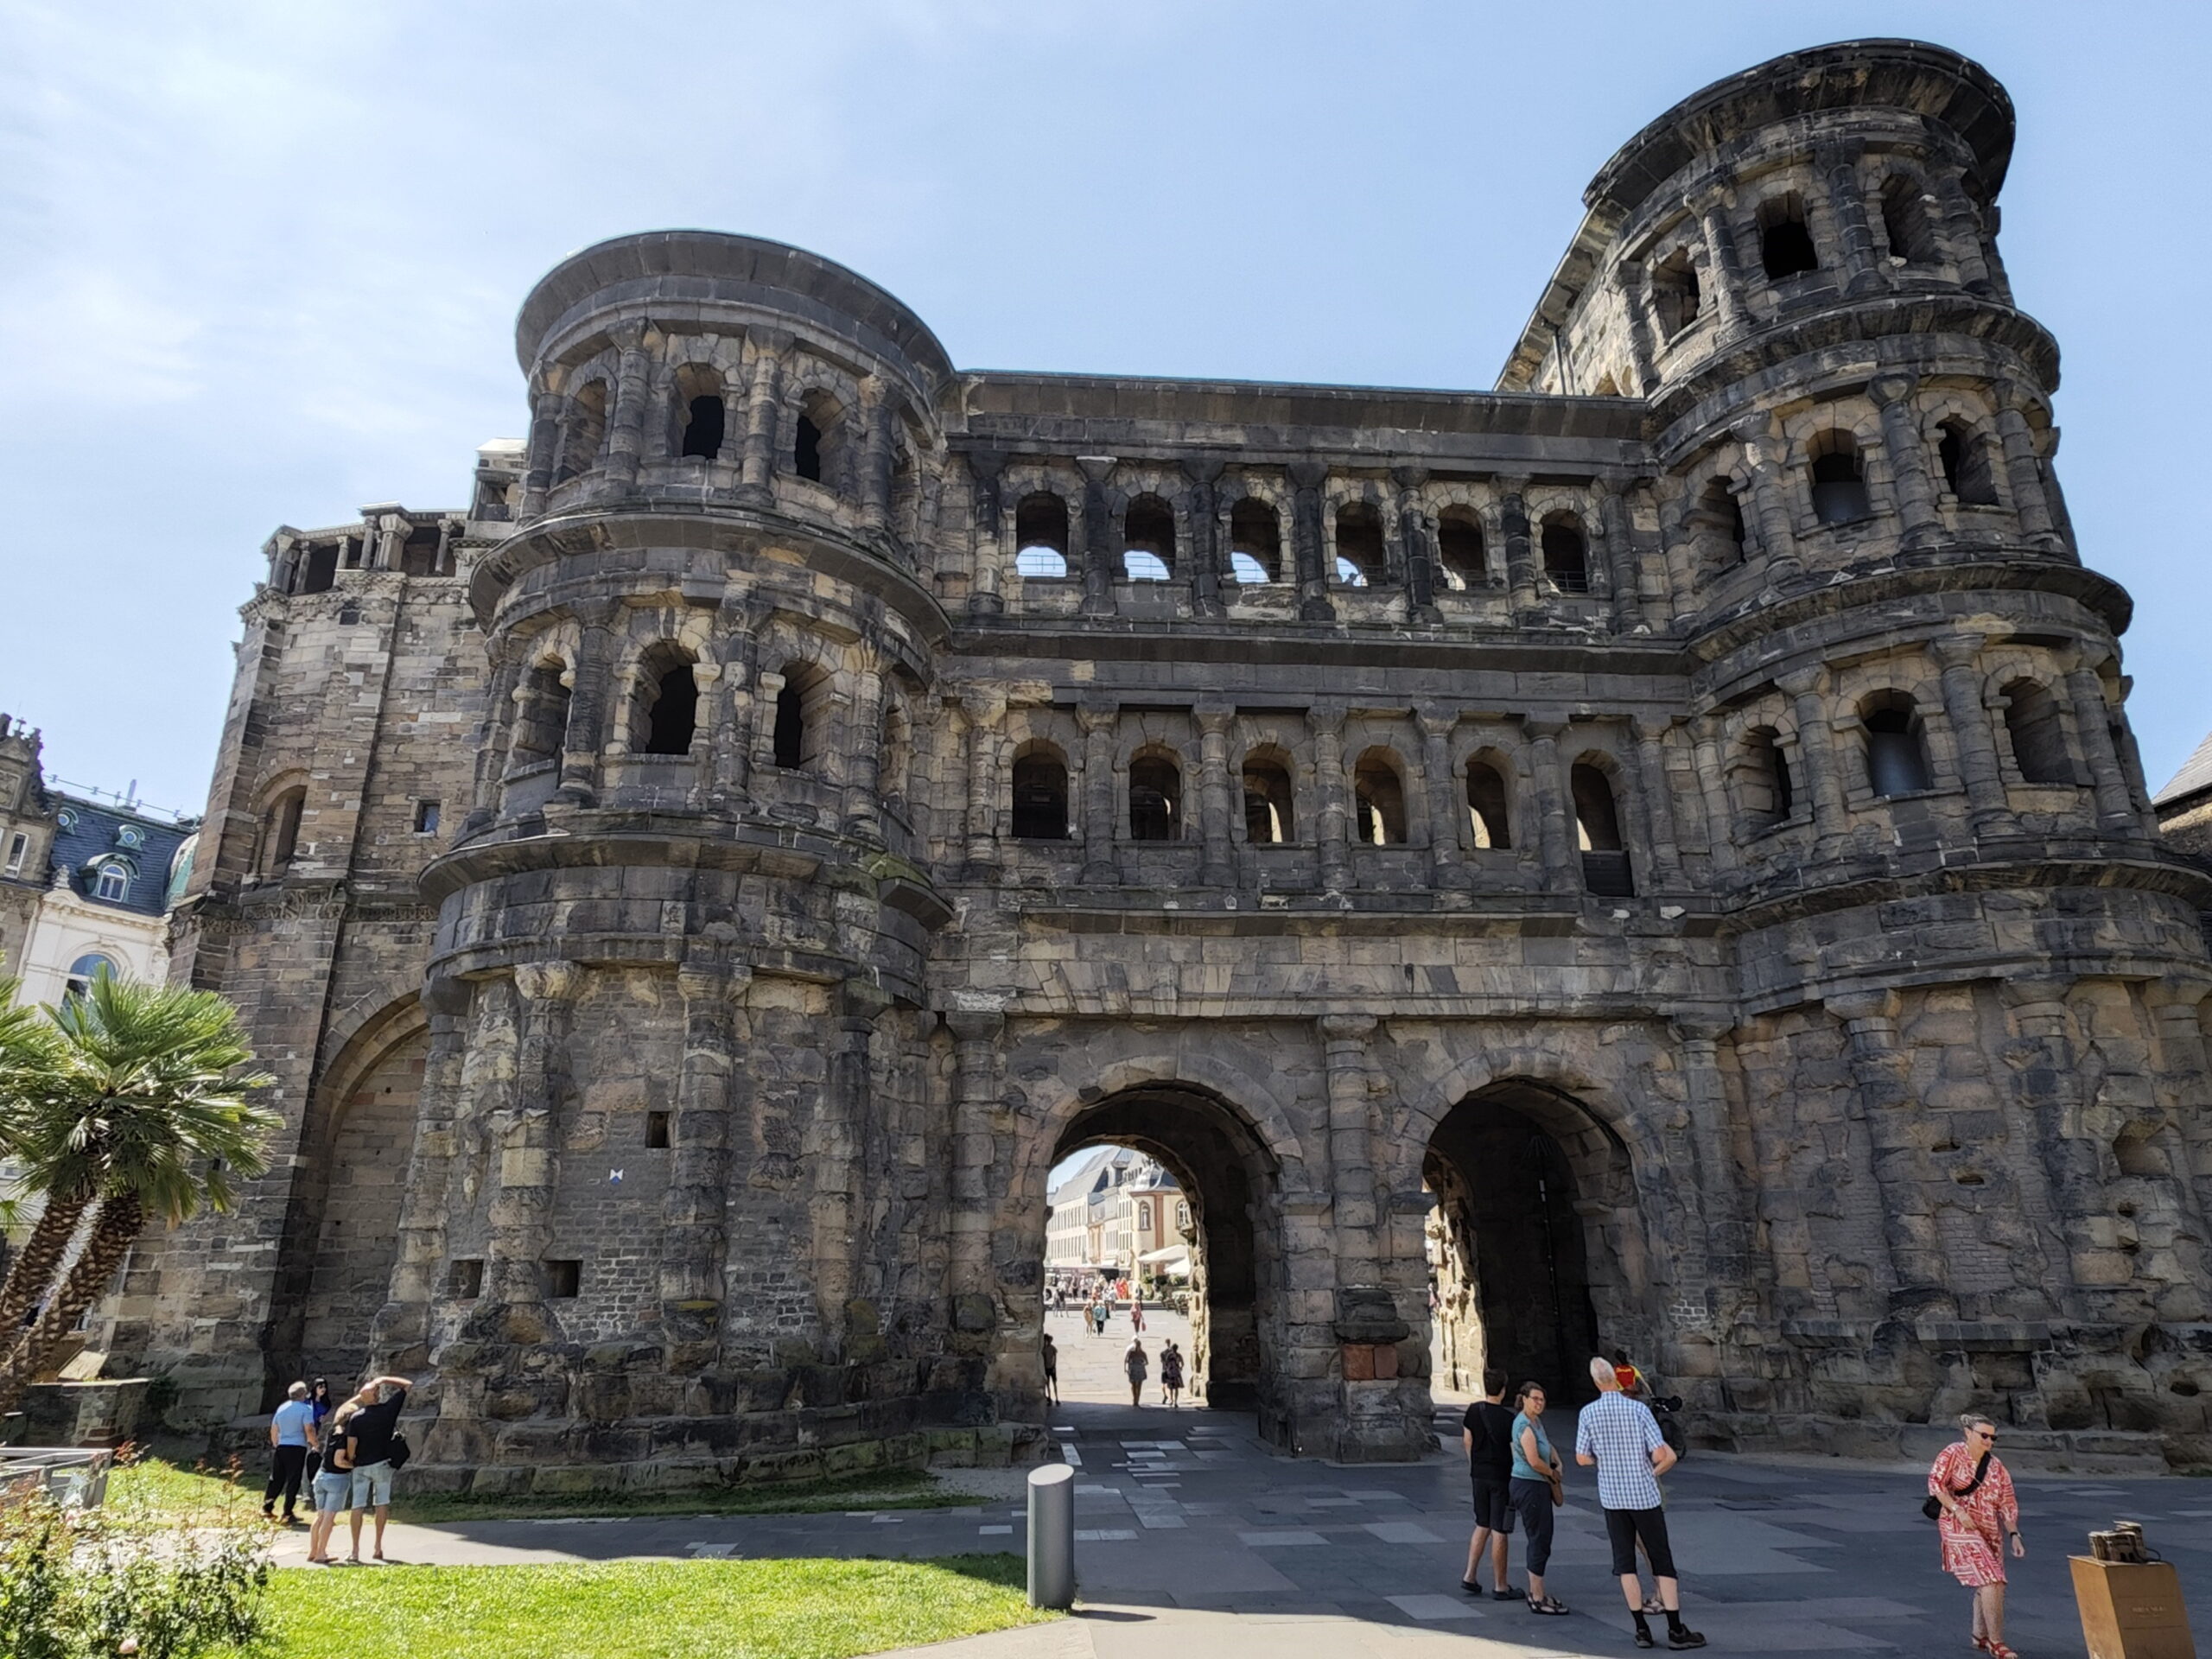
[1077, 455, 1116, 617]
[661, 963, 751, 1364]
[1991, 385, 2060, 550]
[1195, 703, 1236, 888]
[946, 1008, 1007, 1318]
[1185, 459, 1225, 618]
[750, 668, 787, 778]
[468, 652, 524, 830]
[1931, 634, 2015, 833]
[842, 644, 887, 842]
[1319, 1014, 1379, 1279]
[1999, 980, 2107, 1319]
[1417, 709, 1465, 889]
[1820, 143, 1883, 296]
[1598, 479, 1643, 634]
[1309, 700, 1351, 893]
[1827, 991, 1951, 1317]
[1734, 420, 1801, 581]
[484, 962, 580, 1318]
[519, 389, 563, 518]
[812, 977, 890, 1354]
[1631, 716, 1686, 890]
[859, 378, 897, 535]
[2064, 659, 2139, 834]
[1395, 467, 1438, 622]
[604, 327, 655, 488]
[735, 346, 785, 507]
[709, 641, 756, 804]
[1929, 166, 1997, 295]
[1670, 1019, 1750, 1315]
[369, 994, 470, 1369]
[1522, 717, 1576, 889]
[556, 603, 620, 806]
[1289, 461, 1332, 621]
[1077, 696, 1119, 886]
[967, 449, 1007, 617]
[1688, 186, 1748, 333]
[1615, 264, 1659, 394]
[1686, 715, 1740, 883]
[1499, 480, 1539, 621]
[1871, 373, 1942, 548]
[963, 690, 1007, 879]
[1779, 668, 1850, 857]
[2145, 979, 2212, 1249]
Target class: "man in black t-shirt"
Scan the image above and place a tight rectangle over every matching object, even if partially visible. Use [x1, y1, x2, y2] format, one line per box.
[1460, 1368, 1522, 1599]
[343, 1375, 412, 1564]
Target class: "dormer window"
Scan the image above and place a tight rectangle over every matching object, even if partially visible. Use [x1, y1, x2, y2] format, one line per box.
[94, 862, 130, 902]
[117, 826, 143, 850]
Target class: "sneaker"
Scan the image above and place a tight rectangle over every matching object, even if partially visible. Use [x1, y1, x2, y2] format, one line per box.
[1634, 1630, 1656, 1650]
[1668, 1630, 1707, 1651]
[1491, 1586, 1526, 1602]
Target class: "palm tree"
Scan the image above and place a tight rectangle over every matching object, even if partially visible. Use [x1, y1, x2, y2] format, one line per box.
[0, 980, 78, 1333]
[0, 972, 276, 1415]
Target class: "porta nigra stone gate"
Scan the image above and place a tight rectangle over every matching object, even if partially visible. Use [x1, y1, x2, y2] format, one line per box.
[110, 41, 2212, 1486]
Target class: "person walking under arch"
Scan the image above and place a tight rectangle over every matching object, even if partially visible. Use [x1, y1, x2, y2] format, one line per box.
[1041, 1332, 1059, 1407]
[1929, 1414, 2024, 1659]
[1509, 1381, 1567, 1617]
[1159, 1339, 1184, 1407]
[1123, 1337, 1149, 1407]
[1461, 1368, 1522, 1600]
[1577, 1356, 1703, 1649]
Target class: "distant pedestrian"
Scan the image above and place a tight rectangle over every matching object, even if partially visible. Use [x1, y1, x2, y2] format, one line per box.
[1091, 1297, 1110, 1337]
[1577, 1356, 1702, 1649]
[1159, 1340, 1184, 1407]
[1510, 1381, 1567, 1617]
[1611, 1348, 1649, 1401]
[306, 1400, 358, 1566]
[344, 1375, 412, 1564]
[1929, 1414, 2023, 1659]
[1129, 1300, 1145, 1334]
[1041, 1332, 1059, 1406]
[1460, 1367, 1522, 1600]
[262, 1381, 317, 1525]
[1123, 1338, 1149, 1407]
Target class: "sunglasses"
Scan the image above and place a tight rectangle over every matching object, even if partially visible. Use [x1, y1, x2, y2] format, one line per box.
[1975, 1430, 1999, 1441]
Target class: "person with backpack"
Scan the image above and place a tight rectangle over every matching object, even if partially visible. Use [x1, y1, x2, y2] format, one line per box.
[344, 1374, 413, 1564]
[1460, 1368, 1522, 1599]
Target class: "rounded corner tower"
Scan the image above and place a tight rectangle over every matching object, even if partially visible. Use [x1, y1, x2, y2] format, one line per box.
[130, 41, 2212, 1486]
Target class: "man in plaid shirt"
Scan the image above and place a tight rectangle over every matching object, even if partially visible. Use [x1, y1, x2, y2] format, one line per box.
[1575, 1356, 1705, 1649]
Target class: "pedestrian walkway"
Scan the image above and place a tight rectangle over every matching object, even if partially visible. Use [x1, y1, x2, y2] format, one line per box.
[270, 1392, 2212, 1656]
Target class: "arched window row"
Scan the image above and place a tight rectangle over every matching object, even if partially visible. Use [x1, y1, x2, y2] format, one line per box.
[272, 517, 458, 595]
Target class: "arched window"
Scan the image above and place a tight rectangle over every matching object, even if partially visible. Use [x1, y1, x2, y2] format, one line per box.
[512, 659, 572, 769]
[93, 862, 131, 902]
[679, 395, 724, 461]
[1465, 760, 1511, 849]
[298, 540, 340, 594]
[1128, 753, 1182, 842]
[1241, 753, 1295, 844]
[1571, 762, 1635, 895]
[1123, 494, 1175, 581]
[1334, 502, 1387, 588]
[1011, 747, 1071, 840]
[1436, 510, 1487, 591]
[1880, 176, 1937, 265]
[1014, 492, 1071, 579]
[64, 954, 116, 999]
[1741, 727, 1795, 825]
[1692, 477, 1747, 569]
[793, 391, 845, 486]
[772, 664, 823, 771]
[1541, 513, 1589, 593]
[556, 381, 609, 483]
[636, 655, 698, 757]
[262, 786, 305, 876]
[1808, 432, 1872, 524]
[1229, 498, 1281, 584]
[1936, 420, 1999, 506]
[1650, 248, 1701, 337]
[2002, 680, 2075, 785]
[1862, 693, 1933, 797]
[1757, 192, 1819, 280]
[1353, 750, 1407, 845]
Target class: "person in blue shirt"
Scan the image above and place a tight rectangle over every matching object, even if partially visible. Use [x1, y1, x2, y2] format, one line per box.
[1508, 1381, 1567, 1616]
[262, 1380, 319, 1525]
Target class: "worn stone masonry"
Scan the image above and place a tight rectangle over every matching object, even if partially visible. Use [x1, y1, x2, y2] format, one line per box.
[106, 41, 2212, 1487]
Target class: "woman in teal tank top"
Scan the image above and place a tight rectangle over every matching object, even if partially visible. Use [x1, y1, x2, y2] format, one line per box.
[1509, 1382, 1567, 1615]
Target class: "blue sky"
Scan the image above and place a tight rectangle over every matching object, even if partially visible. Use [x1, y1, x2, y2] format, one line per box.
[3, 2, 2206, 816]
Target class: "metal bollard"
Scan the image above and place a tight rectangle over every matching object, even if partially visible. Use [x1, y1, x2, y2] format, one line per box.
[1026, 1462, 1076, 1610]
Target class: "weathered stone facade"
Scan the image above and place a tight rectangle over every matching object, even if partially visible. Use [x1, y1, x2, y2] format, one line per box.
[111, 41, 2212, 1483]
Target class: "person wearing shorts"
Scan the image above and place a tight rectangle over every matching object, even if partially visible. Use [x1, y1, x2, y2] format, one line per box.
[344, 1375, 411, 1564]
[305, 1401, 358, 1566]
[1460, 1368, 1521, 1599]
[1576, 1356, 1703, 1649]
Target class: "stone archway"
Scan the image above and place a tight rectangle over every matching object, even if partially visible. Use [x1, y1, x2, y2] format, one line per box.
[1424, 1078, 1639, 1407]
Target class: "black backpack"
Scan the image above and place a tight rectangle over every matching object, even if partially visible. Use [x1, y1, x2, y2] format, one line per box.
[387, 1431, 411, 1471]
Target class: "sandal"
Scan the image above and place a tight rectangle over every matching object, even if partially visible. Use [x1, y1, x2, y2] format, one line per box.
[1641, 1596, 1666, 1614]
[1529, 1597, 1571, 1615]
[1491, 1586, 1526, 1602]
[1986, 1646, 2018, 1659]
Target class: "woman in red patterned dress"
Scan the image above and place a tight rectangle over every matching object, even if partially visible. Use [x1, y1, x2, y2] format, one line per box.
[1928, 1414, 2025, 1657]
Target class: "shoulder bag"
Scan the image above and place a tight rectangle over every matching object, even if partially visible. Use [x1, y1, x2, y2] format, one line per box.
[1921, 1448, 1989, 1521]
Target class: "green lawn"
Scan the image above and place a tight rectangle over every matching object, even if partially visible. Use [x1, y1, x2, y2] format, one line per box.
[236, 1555, 1054, 1659]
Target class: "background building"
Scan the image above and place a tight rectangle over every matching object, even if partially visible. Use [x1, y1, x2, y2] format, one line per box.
[1046, 1149, 1185, 1282]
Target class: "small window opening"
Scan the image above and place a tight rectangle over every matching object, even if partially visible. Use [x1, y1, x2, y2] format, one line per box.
[1880, 176, 1937, 265]
[399, 525, 441, 577]
[1743, 728, 1794, 825]
[1241, 754, 1295, 843]
[412, 799, 442, 836]
[94, 862, 130, 902]
[1334, 501, 1387, 588]
[544, 1259, 582, 1299]
[1937, 421, 1999, 506]
[1011, 750, 1071, 840]
[680, 395, 725, 461]
[794, 415, 823, 480]
[2002, 680, 2075, 785]
[1014, 492, 1071, 579]
[1808, 432, 1873, 525]
[264, 787, 305, 875]
[65, 954, 116, 999]
[1541, 514, 1590, 593]
[4, 831, 26, 875]
[1758, 193, 1820, 280]
[1128, 753, 1182, 842]
[299, 541, 339, 594]
[1572, 762, 1634, 895]
[1651, 248, 1701, 337]
[1465, 760, 1511, 849]
[645, 1111, 671, 1149]
[1123, 494, 1175, 581]
[792, 391, 845, 486]
[1863, 695, 1933, 797]
[1353, 751, 1408, 845]
[1694, 477, 1747, 569]
[556, 381, 609, 483]
[1228, 498, 1281, 584]
[338, 601, 360, 626]
[642, 661, 698, 756]
[447, 1259, 484, 1300]
[772, 667, 817, 771]
[512, 660, 572, 769]
[1436, 510, 1487, 591]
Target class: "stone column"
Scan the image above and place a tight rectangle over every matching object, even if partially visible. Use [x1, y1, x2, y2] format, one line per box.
[1871, 373, 1942, 548]
[955, 450, 1002, 619]
[1077, 696, 1119, 886]
[484, 961, 580, 1318]
[1931, 634, 2015, 833]
[859, 378, 897, 535]
[842, 644, 887, 842]
[2145, 979, 2212, 1246]
[1598, 479, 1643, 634]
[947, 1008, 1007, 1321]
[1819, 143, 1882, 296]
[1687, 715, 1740, 883]
[660, 963, 751, 1364]
[1631, 716, 1686, 889]
[1185, 459, 1225, 617]
[1395, 466, 1438, 622]
[1779, 668, 1850, 857]
[1417, 709, 1465, 889]
[1827, 991, 1950, 1317]
[1929, 165, 1996, 295]
[556, 602, 620, 806]
[1615, 264, 1659, 395]
[1319, 1014, 1379, 1281]
[1499, 479, 1539, 622]
[1195, 703, 1236, 888]
[2064, 659, 2139, 833]
[518, 389, 563, 518]
[1734, 420, 1801, 581]
[963, 690, 1006, 879]
[467, 652, 524, 830]
[1077, 455, 1117, 617]
[604, 326, 655, 488]
[1999, 980, 2106, 1319]
[1289, 461, 1332, 621]
[1522, 717, 1576, 889]
[369, 992, 470, 1369]
[735, 345, 785, 507]
[1991, 384, 2060, 549]
[1671, 1018, 1750, 1315]
[812, 977, 890, 1354]
[1687, 185, 1748, 333]
[710, 639, 757, 804]
[1309, 700, 1351, 893]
